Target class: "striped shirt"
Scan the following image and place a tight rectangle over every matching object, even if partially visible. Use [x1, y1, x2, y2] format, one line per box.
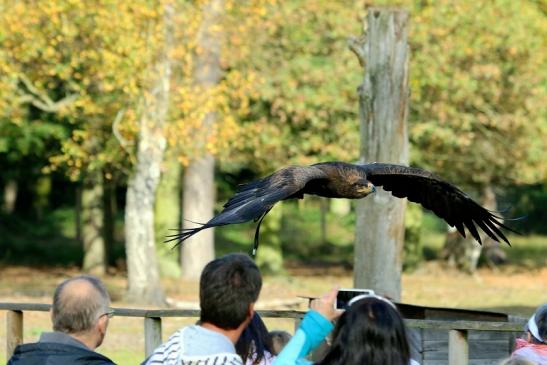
[144, 325, 243, 365]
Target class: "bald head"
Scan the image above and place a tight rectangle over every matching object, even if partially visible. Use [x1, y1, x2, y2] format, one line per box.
[52, 275, 110, 334]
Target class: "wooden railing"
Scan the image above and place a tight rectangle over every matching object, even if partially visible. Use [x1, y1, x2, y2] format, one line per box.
[1, 302, 526, 365]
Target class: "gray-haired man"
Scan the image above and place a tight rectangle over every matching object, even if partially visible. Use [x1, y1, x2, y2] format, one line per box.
[8, 275, 116, 365]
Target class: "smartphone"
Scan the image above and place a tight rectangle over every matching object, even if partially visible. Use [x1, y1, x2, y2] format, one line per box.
[335, 288, 375, 310]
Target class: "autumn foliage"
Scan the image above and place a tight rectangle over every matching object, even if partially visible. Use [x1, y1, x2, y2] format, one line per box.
[1, 0, 544, 184]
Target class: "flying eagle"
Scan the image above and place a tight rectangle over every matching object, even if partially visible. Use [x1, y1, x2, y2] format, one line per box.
[167, 162, 515, 255]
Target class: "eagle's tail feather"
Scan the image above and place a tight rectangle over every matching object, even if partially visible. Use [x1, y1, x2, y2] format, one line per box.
[165, 225, 207, 248]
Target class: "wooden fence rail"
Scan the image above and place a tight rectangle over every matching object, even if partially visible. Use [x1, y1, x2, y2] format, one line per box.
[1, 302, 526, 365]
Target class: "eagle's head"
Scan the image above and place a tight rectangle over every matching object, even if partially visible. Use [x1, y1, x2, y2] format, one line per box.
[339, 168, 376, 198]
[355, 180, 376, 197]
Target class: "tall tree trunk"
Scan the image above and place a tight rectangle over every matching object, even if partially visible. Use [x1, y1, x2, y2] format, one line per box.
[180, 0, 223, 279]
[82, 173, 106, 275]
[3, 179, 17, 214]
[125, 3, 173, 305]
[350, 8, 410, 301]
[181, 155, 216, 279]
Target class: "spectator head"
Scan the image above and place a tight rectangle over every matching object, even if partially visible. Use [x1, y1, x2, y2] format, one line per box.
[236, 312, 274, 363]
[200, 253, 262, 330]
[317, 295, 410, 365]
[51, 275, 112, 349]
[269, 330, 292, 355]
[526, 303, 547, 344]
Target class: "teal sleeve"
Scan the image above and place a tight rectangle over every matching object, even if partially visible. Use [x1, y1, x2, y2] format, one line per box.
[273, 310, 333, 365]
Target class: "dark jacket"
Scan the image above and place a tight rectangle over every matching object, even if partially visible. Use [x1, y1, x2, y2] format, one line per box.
[7, 332, 115, 365]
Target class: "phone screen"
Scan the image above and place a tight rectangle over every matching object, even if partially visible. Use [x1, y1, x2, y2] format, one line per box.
[336, 289, 374, 310]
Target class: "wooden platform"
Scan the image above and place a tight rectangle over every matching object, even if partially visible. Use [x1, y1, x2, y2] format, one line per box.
[397, 303, 524, 365]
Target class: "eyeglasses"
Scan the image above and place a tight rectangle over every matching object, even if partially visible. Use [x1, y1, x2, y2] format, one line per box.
[100, 309, 115, 319]
[347, 293, 398, 310]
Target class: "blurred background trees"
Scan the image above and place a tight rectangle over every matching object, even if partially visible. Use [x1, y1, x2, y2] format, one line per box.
[408, 0, 546, 271]
[0, 0, 545, 302]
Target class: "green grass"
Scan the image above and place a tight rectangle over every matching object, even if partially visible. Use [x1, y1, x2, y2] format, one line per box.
[215, 204, 546, 271]
[0, 209, 82, 266]
[0, 208, 127, 267]
[2, 202, 544, 271]
[216, 199, 356, 266]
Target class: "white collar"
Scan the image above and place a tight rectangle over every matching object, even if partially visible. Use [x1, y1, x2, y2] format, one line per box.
[528, 315, 545, 343]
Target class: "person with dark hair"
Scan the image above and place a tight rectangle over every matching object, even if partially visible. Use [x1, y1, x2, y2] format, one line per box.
[274, 290, 419, 365]
[511, 303, 547, 363]
[316, 294, 415, 365]
[236, 313, 276, 364]
[144, 253, 262, 365]
[8, 275, 115, 365]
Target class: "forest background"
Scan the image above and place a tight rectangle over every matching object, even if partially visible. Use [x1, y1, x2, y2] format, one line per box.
[0, 0, 545, 307]
[1, 1, 546, 363]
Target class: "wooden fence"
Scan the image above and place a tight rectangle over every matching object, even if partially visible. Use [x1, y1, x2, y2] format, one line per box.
[1, 302, 526, 365]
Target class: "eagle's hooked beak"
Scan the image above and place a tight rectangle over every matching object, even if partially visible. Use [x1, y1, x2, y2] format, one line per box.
[357, 182, 376, 194]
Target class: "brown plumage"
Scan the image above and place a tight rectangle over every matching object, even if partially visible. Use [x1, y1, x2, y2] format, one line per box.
[166, 161, 515, 255]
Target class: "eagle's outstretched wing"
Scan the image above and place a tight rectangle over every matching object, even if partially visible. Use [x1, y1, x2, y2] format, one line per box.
[360, 163, 515, 245]
[166, 165, 328, 247]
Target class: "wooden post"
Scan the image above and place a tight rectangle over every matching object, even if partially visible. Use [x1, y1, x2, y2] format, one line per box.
[350, 8, 410, 300]
[448, 329, 468, 365]
[6, 310, 23, 361]
[144, 317, 162, 358]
